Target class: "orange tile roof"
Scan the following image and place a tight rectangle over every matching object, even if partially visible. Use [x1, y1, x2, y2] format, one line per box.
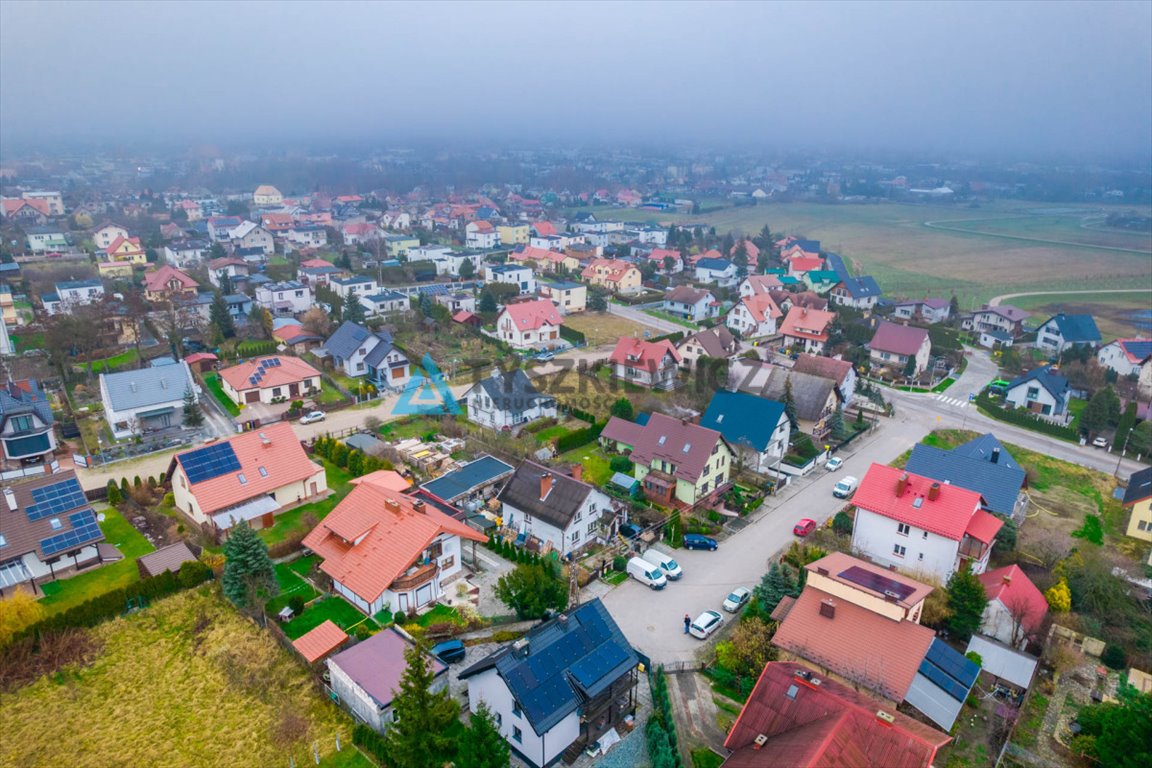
[142, 265, 198, 293]
[853, 463, 986, 542]
[532, 221, 557, 237]
[965, 508, 1005, 544]
[106, 235, 144, 256]
[351, 470, 411, 493]
[779, 306, 836, 342]
[292, 620, 348, 663]
[609, 336, 681, 368]
[580, 258, 638, 282]
[218, 355, 322, 394]
[772, 586, 934, 701]
[500, 299, 562, 332]
[739, 293, 783, 323]
[788, 256, 825, 274]
[302, 483, 487, 604]
[742, 274, 782, 294]
[172, 422, 323, 515]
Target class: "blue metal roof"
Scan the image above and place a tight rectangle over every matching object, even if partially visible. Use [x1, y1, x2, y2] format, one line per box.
[420, 455, 514, 502]
[905, 443, 1025, 517]
[696, 258, 733, 271]
[1006, 365, 1069, 409]
[700, 390, 786, 453]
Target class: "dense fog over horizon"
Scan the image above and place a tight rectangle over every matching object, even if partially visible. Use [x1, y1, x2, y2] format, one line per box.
[1, 1, 1150, 161]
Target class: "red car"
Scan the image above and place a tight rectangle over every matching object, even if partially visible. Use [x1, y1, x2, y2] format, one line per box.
[793, 518, 817, 537]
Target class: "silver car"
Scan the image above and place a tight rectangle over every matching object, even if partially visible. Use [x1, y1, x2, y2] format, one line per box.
[689, 610, 724, 639]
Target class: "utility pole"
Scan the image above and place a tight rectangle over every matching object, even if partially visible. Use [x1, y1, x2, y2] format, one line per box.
[567, 555, 580, 610]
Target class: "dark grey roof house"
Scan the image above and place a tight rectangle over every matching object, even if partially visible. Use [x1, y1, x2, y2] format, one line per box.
[905, 439, 1028, 520]
[0, 379, 57, 468]
[496, 460, 617, 557]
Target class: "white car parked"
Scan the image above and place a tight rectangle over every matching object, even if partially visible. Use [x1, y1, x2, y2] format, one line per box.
[825, 457, 844, 471]
[299, 411, 326, 425]
[689, 610, 724, 639]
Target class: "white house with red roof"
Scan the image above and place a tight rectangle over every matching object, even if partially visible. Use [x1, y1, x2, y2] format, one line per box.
[609, 337, 680, 390]
[726, 293, 782, 339]
[738, 274, 783, 298]
[465, 220, 498, 249]
[646, 248, 684, 274]
[1097, 338, 1152, 396]
[850, 463, 1003, 582]
[868, 321, 932, 376]
[168, 422, 328, 538]
[302, 479, 487, 616]
[977, 565, 1049, 650]
[495, 299, 563, 350]
[779, 305, 837, 355]
[218, 355, 322, 406]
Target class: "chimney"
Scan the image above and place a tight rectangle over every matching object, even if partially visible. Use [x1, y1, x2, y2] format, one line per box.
[753, 734, 768, 750]
[928, 482, 941, 501]
[160, 377, 168, 390]
[1002, 573, 1012, 585]
[570, 464, 583, 483]
[129, 381, 137, 393]
[3, 487, 15, 511]
[876, 710, 896, 725]
[896, 472, 909, 497]
[539, 473, 554, 501]
[413, 499, 426, 514]
[490, 368, 501, 380]
[991, 447, 1000, 464]
[819, 599, 836, 619]
[385, 498, 401, 512]
[259, 431, 271, 446]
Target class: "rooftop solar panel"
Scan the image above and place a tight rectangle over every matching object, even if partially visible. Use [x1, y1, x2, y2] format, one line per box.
[926, 638, 980, 687]
[571, 642, 629, 690]
[40, 509, 103, 556]
[918, 658, 971, 702]
[181, 442, 241, 484]
[27, 478, 88, 521]
[837, 565, 917, 601]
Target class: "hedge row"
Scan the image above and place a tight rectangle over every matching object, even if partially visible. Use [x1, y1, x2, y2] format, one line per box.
[352, 724, 391, 765]
[10, 561, 214, 648]
[647, 666, 683, 768]
[566, 406, 598, 424]
[976, 392, 1079, 441]
[556, 421, 605, 453]
[649, 330, 685, 345]
[558, 325, 587, 345]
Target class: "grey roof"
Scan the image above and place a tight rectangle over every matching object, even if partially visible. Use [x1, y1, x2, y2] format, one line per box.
[332, 275, 375, 286]
[678, 326, 738, 358]
[363, 337, 405, 368]
[905, 443, 1025, 517]
[56, 278, 102, 291]
[1124, 466, 1152, 506]
[700, 391, 787, 453]
[496, 459, 600, 532]
[458, 598, 637, 736]
[323, 321, 390, 360]
[362, 290, 407, 302]
[101, 361, 194, 412]
[136, 541, 198, 579]
[0, 380, 53, 428]
[747, 367, 838, 422]
[1006, 365, 1068, 410]
[951, 434, 1021, 471]
[466, 369, 553, 416]
[421, 455, 515, 503]
[344, 432, 386, 454]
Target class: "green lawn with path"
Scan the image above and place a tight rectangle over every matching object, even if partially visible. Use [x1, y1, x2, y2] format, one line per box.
[76, 348, 140, 374]
[202, 372, 241, 416]
[558, 446, 614, 486]
[38, 505, 156, 615]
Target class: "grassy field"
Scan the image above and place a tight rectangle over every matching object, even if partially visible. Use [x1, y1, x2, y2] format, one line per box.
[282, 595, 377, 640]
[202, 373, 241, 416]
[0, 588, 366, 768]
[259, 461, 354, 546]
[76, 348, 141, 374]
[561, 311, 661, 346]
[38, 505, 156, 615]
[997, 290, 1152, 340]
[10, 331, 44, 354]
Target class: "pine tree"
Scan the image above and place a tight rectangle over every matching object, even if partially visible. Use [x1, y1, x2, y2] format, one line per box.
[221, 520, 278, 613]
[456, 701, 510, 768]
[827, 407, 846, 440]
[458, 258, 475, 279]
[383, 639, 460, 768]
[418, 291, 433, 317]
[782, 377, 798, 431]
[1114, 401, 1138, 452]
[732, 240, 749, 278]
[182, 386, 204, 427]
[342, 291, 366, 324]
[754, 561, 799, 613]
[479, 291, 498, 314]
[945, 568, 988, 640]
[209, 291, 236, 339]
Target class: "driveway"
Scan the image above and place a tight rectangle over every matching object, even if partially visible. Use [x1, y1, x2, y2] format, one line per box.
[607, 302, 687, 336]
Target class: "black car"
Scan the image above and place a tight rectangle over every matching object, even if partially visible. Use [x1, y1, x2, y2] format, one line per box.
[430, 639, 466, 664]
[682, 533, 718, 551]
[618, 523, 643, 540]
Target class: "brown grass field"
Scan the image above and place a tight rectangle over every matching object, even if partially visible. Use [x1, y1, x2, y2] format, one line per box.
[0, 588, 366, 768]
[562, 311, 660, 346]
[1003, 291, 1152, 341]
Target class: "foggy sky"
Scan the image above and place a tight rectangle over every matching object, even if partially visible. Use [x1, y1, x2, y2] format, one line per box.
[2, 1, 1150, 158]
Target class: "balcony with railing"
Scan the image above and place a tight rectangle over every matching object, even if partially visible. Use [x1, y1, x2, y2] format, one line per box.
[390, 562, 437, 592]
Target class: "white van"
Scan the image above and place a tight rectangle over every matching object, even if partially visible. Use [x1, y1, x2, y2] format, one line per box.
[642, 549, 682, 580]
[626, 556, 667, 590]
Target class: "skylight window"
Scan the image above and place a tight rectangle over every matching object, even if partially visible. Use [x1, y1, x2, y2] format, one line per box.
[49, 518, 62, 530]
[0, 534, 6, 547]
[682, 443, 691, 453]
[912, 497, 923, 509]
[238, 473, 247, 485]
[258, 466, 268, 478]
[657, 435, 667, 445]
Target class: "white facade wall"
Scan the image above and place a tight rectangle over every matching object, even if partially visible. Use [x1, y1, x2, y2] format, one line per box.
[980, 599, 1026, 650]
[222, 375, 321, 405]
[485, 266, 537, 295]
[500, 490, 612, 557]
[171, 466, 328, 528]
[1004, 382, 1062, 416]
[466, 391, 557, 431]
[850, 508, 961, 583]
[725, 304, 776, 338]
[466, 668, 582, 768]
[255, 284, 312, 314]
[1097, 343, 1144, 377]
[360, 294, 410, 316]
[331, 279, 379, 300]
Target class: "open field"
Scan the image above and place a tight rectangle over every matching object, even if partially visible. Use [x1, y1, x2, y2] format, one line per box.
[994, 291, 1152, 341]
[0, 588, 367, 768]
[561, 311, 661, 346]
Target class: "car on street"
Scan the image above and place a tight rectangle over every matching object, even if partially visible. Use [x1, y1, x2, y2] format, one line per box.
[430, 639, 466, 664]
[723, 587, 751, 613]
[535, 351, 555, 361]
[793, 518, 817, 537]
[299, 411, 326, 425]
[1092, 436, 1108, 449]
[833, 476, 859, 499]
[689, 610, 724, 639]
[682, 533, 718, 551]
[825, 457, 844, 471]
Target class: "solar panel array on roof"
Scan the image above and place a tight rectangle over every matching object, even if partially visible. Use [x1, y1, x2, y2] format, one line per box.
[181, 442, 241, 484]
[570, 641, 629, 692]
[27, 477, 88, 521]
[838, 565, 917, 601]
[40, 510, 102, 556]
[919, 638, 979, 702]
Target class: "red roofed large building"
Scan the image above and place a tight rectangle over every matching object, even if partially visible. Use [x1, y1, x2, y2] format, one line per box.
[723, 661, 950, 768]
[779, 305, 837, 355]
[142, 265, 199, 302]
[869, 321, 932, 377]
[726, 293, 783, 339]
[850, 463, 1002, 581]
[977, 565, 1049, 649]
[169, 422, 328, 538]
[580, 258, 642, 294]
[218, 355, 322, 406]
[600, 412, 733, 508]
[495, 299, 562, 350]
[609, 337, 681, 390]
[302, 481, 487, 616]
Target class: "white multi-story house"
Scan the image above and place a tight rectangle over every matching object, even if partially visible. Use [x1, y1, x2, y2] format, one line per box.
[230, 221, 275, 256]
[694, 257, 738, 287]
[485, 264, 537, 295]
[286, 225, 327, 247]
[893, 298, 951, 325]
[321, 321, 411, 387]
[42, 279, 105, 316]
[495, 300, 562, 350]
[0, 379, 57, 470]
[254, 280, 312, 316]
[726, 293, 782, 339]
[360, 290, 410, 317]
[465, 221, 499, 249]
[93, 223, 130, 251]
[608, 337, 680, 390]
[699, 390, 790, 475]
[1034, 313, 1101, 356]
[163, 240, 209, 268]
[850, 463, 1002, 583]
[99, 362, 197, 439]
[436, 250, 485, 278]
[1003, 365, 1070, 419]
[662, 286, 718, 323]
[330, 275, 379, 301]
[496, 461, 619, 557]
[463, 370, 556, 431]
[868, 322, 932, 377]
[407, 244, 454, 263]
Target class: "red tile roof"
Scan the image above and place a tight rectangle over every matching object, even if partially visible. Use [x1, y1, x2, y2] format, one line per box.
[738, 293, 782, 323]
[106, 235, 144, 256]
[853, 463, 985, 542]
[172, 422, 323, 516]
[731, 240, 761, 260]
[581, 258, 638, 283]
[499, 299, 562, 332]
[183, 352, 218, 364]
[978, 565, 1049, 634]
[609, 337, 680, 369]
[351, 470, 411, 493]
[779, 306, 836, 342]
[468, 220, 495, 232]
[792, 353, 853, 385]
[742, 274, 783, 294]
[724, 661, 950, 768]
[788, 256, 825, 274]
[870, 321, 930, 357]
[531, 221, 557, 237]
[648, 248, 682, 264]
[965, 508, 1004, 543]
[299, 258, 335, 268]
[771, 586, 935, 701]
[219, 355, 322, 394]
[142, 265, 198, 293]
[302, 483, 487, 604]
[292, 620, 349, 663]
[511, 245, 563, 264]
[600, 412, 725, 484]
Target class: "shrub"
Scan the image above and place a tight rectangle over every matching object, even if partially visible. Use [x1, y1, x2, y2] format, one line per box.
[394, 611, 409, 625]
[975, 392, 1079, 441]
[832, 512, 853, 535]
[105, 482, 121, 506]
[613, 556, 628, 572]
[161, 492, 175, 508]
[609, 456, 635, 473]
[1101, 644, 1127, 670]
[287, 596, 306, 616]
[556, 421, 605, 453]
[177, 560, 213, 589]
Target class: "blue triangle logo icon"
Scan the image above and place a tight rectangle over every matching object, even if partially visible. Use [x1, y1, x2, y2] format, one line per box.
[392, 354, 460, 416]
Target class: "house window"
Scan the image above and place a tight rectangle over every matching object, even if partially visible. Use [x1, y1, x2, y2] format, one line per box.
[786, 683, 799, 700]
[893, 544, 906, 557]
[441, 555, 455, 569]
[272, 388, 282, 398]
[897, 523, 910, 536]
[9, 415, 34, 432]
[1139, 520, 1149, 532]
[574, 510, 582, 523]
[512, 703, 522, 718]
[259, 466, 268, 478]
[238, 473, 247, 485]
[922, 530, 929, 539]
[495, 712, 502, 728]
[49, 518, 62, 530]
[512, 726, 523, 744]
[1026, 386, 1040, 400]
[570, 531, 580, 544]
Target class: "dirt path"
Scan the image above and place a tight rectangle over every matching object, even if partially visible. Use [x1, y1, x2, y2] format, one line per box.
[987, 288, 1152, 307]
[666, 671, 727, 759]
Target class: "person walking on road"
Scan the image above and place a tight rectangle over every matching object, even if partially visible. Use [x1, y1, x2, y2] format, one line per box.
[683, 613, 691, 634]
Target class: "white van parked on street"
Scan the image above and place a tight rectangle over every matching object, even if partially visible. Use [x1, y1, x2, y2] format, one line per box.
[642, 549, 682, 580]
[626, 556, 667, 590]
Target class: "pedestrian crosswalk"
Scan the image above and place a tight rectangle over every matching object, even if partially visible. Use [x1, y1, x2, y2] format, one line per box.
[935, 394, 970, 409]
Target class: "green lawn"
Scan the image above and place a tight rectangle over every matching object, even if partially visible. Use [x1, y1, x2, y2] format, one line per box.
[534, 423, 574, 443]
[414, 603, 462, 628]
[266, 560, 321, 615]
[643, 308, 700, 329]
[11, 331, 44, 354]
[259, 461, 354, 546]
[315, 383, 347, 404]
[558, 446, 614, 486]
[1067, 397, 1088, 432]
[379, 415, 447, 441]
[202, 372, 241, 416]
[318, 748, 376, 768]
[76, 348, 140, 374]
[691, 749, 725, 768]
[39, 505, 156, 615]
[282, 595, 377, 640]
